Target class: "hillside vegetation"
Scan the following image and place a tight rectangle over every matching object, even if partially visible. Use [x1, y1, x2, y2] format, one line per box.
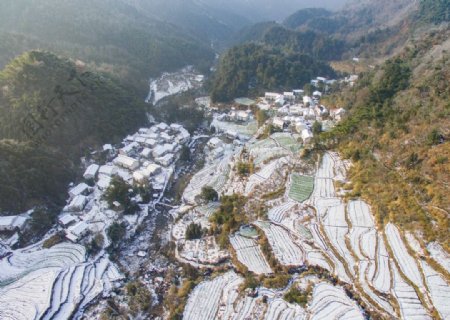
[322, 30, 450, 250]
[0, 51, 149, 214]
[211, 43, 336, 102]
[0, 0, 215, 93]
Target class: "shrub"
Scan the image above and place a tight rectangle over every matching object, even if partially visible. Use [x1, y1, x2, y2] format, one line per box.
[200, 186, 219, 202]
[185, 223, 203, 240]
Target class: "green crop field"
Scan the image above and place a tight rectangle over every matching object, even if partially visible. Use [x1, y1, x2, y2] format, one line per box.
[288, 174, 314, 202]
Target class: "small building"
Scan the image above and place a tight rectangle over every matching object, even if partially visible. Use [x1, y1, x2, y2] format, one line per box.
[114, 155, 140, 171]
[0, 215, 28, 232]
[139, 128, 149, 135]
[97, 176, 112, 190]
[69, 183, 89, 198]
[295, 122, 308, 133]
[313, 91, 322, 98]
[153, 144, 176, 159]
[273, 117, 287, 130]
[103, 144, 113, 152]
[66, 195, 88, 212]
[301, 129, 314, 144]
[119, 142, 139, 156]
[58, 214, 78, 228]
[99, 165, 117, 177]
[170, 123, 183, 131]
[265, 92, 281, 101]
[283, 92, 295, 102]
[293, 89, 304, 96]
[141, 148, 152, 159]
[156, 153, 175, 167]
[66, 221, 89, 242]
[176, 128, 190, 144]
[144, 139, 158, 148]
[208, 137, 223, 149]
[289, 105, 303, 116]
[234, 97, 256, 108]
[160, 132, 172, 142]
[154, 122, 169, 132]
[303, 96, 313, 106]
[83, 164, 99, 180]
[331, 108, 346, 121]
[236, 110, 251, 122]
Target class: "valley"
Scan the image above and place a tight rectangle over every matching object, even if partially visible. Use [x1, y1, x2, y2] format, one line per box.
[0, 0, 449, 319]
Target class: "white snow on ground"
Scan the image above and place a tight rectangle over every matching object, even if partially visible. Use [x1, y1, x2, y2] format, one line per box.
[427, 242, 450, 274]
[183, 271, 243, 320]
[322, 204, 356, 276]
[385, 223, 424, 289]
[255, 221, 305, 266]
[347, 200, 375, 228]
[0, 246, 122, 320]
[245, 158, 287, 196]
[264, 298, 306, 320]
[268, 200, 297, 223]
[391, 263, 432, 320]
[0, 243, 86, 285]
[183, 150, 233, 205]
[178, 236, 229, 266]
[146, 66, 204, 104]
[420, 261, 450, 319]
[308, 282, 365, 320]
[230, 234, 272, 275]
[372, 235, 392, 294]
[0, 269, 60, 320]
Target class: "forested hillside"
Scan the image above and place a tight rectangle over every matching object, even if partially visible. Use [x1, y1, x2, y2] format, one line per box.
[211, 44, 336, 102]
[0, 0, 215, 94]
[322, 29, 450, 250]
[0, 51, 149, 214]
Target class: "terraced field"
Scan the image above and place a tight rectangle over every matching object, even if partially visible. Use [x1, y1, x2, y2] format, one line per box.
[288, 174, 314, 203]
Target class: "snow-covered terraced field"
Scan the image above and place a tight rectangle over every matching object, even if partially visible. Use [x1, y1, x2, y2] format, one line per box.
[183, 271, 243, 320]
[0, 252, 122, 320]
[268, 200, 298, 223]
[195, 202, 220, 218]
[421, 261, 450, 319]
[230, 234, 272, 275]
[0, 243, 86, 286]
[427, 242, 450, 274]
[322, 204, 356, 275]
[391, 264, 431, 320]
[385, 223, 424, 289]
[245, 158, 285, 195]
[288, 174, 314, 203]
[211, 119, 258, 137]
[308, 282, 365, 320]
[183, 153, 232, 204]
[255, 221, 305, 266]
[271, 133, 302, 153]
[265, 298, 306, 320]
[372, 235, 392, 294]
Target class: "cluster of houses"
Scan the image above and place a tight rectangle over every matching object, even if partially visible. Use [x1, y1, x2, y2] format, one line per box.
[59, 123, 190, 242]
[261, 86, 346, 144]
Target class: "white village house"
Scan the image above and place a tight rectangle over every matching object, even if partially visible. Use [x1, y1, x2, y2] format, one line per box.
[0, 215, 28, 232]
[114, 155, 140, 171]
[69, 183, 89, 198]
[83, 164, 99, 180]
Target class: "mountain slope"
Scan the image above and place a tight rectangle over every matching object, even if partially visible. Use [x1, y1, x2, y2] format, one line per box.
[0, 51, 149, 213]
[0, 0, 215, 93]
[322, 29, 450, 250]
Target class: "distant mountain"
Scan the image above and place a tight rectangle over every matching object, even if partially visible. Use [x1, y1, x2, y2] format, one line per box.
[0, 0, 215, 94]
[123, 0, 251, 46]
[204, 0, 347, 21]
[0, 51, 148, 213]
[283, 8, 333, 29]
